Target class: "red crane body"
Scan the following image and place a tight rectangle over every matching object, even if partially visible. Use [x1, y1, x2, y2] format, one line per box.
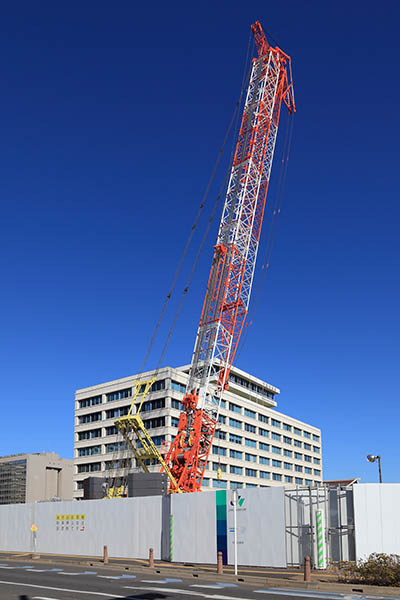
[163, 22, 295, 493]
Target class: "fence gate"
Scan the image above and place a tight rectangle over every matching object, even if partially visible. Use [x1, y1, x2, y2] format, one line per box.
[285, 485, 355, 566]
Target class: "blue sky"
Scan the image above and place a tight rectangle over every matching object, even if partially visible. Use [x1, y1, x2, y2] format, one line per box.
[1, 1, 399, 484]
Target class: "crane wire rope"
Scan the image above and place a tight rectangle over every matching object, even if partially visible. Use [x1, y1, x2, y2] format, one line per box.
[236, 111, 295, 361]
[139, 32, 253, 376]
[107, 36, 253, 491]
[155, 44, 254, 371]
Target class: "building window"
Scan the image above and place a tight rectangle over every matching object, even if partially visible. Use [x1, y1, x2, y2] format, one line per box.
[260, 471, 270, 479]
[245, 438, 256, 448]
[212, 462, 227, 472]
[138, 398, 166, 412]
[314, 469, 321, 476]
[258, 414, 269, 424]
[151, 435, 165, 446]
[229, 433, 242, 445]
[79, 412, 102, 424]
[230, 481, 243, 489]
[313, 457, 320, 465]
[259, 428, 269, 438]
[304, 467, 312, 474]
[294, 427, 301, 436]
[105, 441, 128, 453]
[272, 446, 281, 455]
[259, 442, 270, 452]
[230, 465, 242, 475]
[213, 479, 227, 488]
[244, 408, 256, 419]
[245, 453, 257, 463]
[271, 432, 281, 441]
[295, 465, 302, 472]
[294, 439, 302, 448]
[220, 400, 226, 408]
[259, 456, 270, 465]
[271, 419, 281, 428]
[143, 416, 165, 429]
[284, 449, 292, 457]
[171, 399, 181, 410]
[215, 430, 226, 440]
[283, 423, 292, 432]
[78, 446, 101, 457]
[283, 436, 292, 445]
[304, 455, 312, 463]
[303, 431, 311, 439]
[313, 434, 320, 441]
[272, 473, 282, 481]
[105, 407, 129, 419]
[245, 423, 256, 433]
[284, 462, 292, 470]
[171, 416, 180, 427]
[305, 479, 312, 485]
[212, 446, 226, 456]
[78, 395, 102, 408]
[295, 477, 303, 484]
[229, 402, 241, 414]
[229, 418, 242, 429]
[313, 446, 320, 453]
[272, 459, 281, 468]
[294, 452, 302, 460]
[105, 426, 117, 436]
[171, 381, 186, 394]
[78, 428, 102, 440]
[285, 475, 293, 483]
[202, 478, 209, 487]
[246, 483, 257, 488]
[106, 388, 132, 402]
[77, 462, 101, 473]
[218, 415, 226, 424]
[304, 443, 311, 451]
[245, 468, 257, 477]
[229, 449, 242, 460]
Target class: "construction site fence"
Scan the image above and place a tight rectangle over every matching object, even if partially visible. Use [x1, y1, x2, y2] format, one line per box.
[0, 483, 398, 566]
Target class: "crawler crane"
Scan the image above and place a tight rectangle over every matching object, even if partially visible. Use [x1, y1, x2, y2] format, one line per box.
[115, 21, 295, 494]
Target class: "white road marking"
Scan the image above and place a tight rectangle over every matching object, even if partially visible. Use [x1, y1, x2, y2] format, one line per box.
[0, 566, 14, 569]
[125, 585, 254, 599]
[0, 579, 130, 597]
[97, 574, 136, 580]
[140, 578, 183, 583]
[254, 591, 357, 600]
[34, 597, 65, 600]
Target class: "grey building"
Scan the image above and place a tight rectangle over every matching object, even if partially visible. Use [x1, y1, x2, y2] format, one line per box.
[0, 452, 73, 504]
[74, 364, 322, 498]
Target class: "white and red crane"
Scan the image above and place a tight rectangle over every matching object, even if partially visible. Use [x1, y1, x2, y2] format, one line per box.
[116, 21, 295, 495]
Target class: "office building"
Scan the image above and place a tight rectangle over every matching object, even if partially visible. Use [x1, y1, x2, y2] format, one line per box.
[74, 364, 322, 498]
[0, 452, 73, 504]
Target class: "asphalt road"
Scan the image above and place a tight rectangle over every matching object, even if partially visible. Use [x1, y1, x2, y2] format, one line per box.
[0, 559, 397, 600]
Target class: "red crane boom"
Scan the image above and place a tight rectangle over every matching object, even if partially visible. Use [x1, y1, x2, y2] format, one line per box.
[163, 22, 295, 493]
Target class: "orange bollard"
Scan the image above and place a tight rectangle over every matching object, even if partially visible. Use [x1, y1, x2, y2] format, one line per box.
[217, 551, 223, 575]
[149, 547, 154, 568]
[304, 555, 311, 581]
[103, 545, 108, 564]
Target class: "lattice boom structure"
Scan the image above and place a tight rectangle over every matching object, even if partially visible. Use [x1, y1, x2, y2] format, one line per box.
[163, 22, 295, 493]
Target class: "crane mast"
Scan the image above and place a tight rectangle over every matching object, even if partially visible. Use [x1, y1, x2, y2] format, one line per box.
[163, 22, 295, 493]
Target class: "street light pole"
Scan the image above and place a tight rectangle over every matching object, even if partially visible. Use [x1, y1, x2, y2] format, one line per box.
[366, 454, 382, 483]
[377, 455, 382, 483]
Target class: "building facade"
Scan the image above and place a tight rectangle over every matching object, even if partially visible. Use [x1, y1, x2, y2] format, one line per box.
[0, 452, 73, 504]
[74, 365, 322, 498]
